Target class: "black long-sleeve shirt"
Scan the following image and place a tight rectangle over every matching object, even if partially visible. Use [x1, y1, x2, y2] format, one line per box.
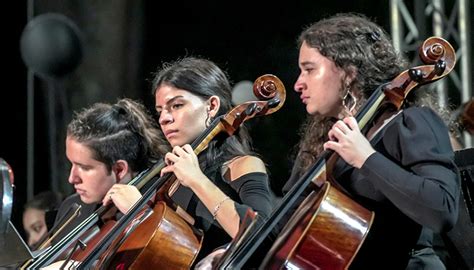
[280, 106, 460, 269]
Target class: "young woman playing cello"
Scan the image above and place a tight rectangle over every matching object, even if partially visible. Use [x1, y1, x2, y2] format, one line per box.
[105, 57, 274, 266]
[280, 13, 460, 269]
[38, 98, 167, 269]
[51, 98, 168, 244]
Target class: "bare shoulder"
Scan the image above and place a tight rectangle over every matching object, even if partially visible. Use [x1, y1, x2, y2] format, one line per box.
[224, 156, 267, 182]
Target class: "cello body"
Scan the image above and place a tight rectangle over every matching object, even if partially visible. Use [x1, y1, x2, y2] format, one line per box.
[262, 182, 373, 269]
[98, 201, 202, 269]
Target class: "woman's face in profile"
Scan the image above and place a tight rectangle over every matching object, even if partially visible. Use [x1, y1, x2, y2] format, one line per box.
[66, 136, 118, 204]
[23, 207, 48, 249]
[294, 41, 347, 118]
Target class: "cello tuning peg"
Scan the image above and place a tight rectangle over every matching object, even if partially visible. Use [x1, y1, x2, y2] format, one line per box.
[267, 98, 281, 109]
[434, 60, 446, 76]
[245, 103, 258, 115]
[408, 68, 424, 83]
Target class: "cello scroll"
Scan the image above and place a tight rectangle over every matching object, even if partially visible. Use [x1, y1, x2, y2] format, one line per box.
[224, 74, 285, 130]
[384, 36, 456, 109]
[195, 74, 285, 153]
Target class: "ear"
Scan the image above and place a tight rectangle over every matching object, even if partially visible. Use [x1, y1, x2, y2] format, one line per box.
[344, 65, 358, 86]
[112, 159, 131, 183]
[207, 96, 220, 118]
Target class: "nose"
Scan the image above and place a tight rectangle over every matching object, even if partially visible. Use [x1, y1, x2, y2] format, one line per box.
[294, 75, 305, 93]
[159, 110, 173, 125]
[29, 233, 41, 248]
[68, 165, 80, 185]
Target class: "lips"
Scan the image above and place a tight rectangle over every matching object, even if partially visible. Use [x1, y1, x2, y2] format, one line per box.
[300, 96, 309, 104]
[75, 188, 86, 196]
[164, 129, 178, 138]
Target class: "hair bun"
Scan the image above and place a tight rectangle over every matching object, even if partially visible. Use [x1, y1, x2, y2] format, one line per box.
[112, 104, 127, 115]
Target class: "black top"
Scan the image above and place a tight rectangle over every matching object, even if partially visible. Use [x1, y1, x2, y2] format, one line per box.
[50, 194, 100, 247]
[171, 161, 273, 263]
[282, 107, 460, 269]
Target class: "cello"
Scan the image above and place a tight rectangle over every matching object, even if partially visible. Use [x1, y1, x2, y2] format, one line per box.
[216, 36, 456, 269]
[58, 74, 286, 269]
[20, 158, 168, 269]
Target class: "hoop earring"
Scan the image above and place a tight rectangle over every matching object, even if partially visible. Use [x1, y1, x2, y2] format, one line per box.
[342, 90, 357, 114]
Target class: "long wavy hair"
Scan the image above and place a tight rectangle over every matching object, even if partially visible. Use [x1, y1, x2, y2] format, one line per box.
[67, 98, 168, 173]
[292, 13, 409, 177]
[151, 57, 255, 170]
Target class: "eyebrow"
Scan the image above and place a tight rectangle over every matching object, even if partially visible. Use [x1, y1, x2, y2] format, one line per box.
[28, 220, 42, 228]
[71, 161, 92, 169]
[155, 95, 184, 110]
[300, 61, 315, 67]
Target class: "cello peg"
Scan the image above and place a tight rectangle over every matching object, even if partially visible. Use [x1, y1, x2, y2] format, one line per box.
[267, 98, 281, 109]
[408, 68, 424, 82]
[434, 60, 446, 76]
[245, 103, 258, 115]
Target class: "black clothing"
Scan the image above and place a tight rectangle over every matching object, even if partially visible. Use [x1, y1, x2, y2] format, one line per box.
[281, 107, 460, 269]
[171, 161, 272, 264]
[406, 227, 446, 270]
[440, 148, 474, 270]
[51, 194, 100, 246]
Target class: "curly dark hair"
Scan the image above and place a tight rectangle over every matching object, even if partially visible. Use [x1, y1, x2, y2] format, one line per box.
[293, 13, 408, 176]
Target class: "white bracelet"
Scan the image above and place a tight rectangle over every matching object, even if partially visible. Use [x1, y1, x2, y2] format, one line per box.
[212, 196, 231, 220]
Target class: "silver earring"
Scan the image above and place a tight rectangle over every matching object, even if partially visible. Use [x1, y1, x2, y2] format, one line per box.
[342, 89, 357, 113]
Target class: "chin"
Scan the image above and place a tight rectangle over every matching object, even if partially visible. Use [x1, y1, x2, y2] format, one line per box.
[168, 140, 179, 148]
[306, 106, 317, 115]
[79, 195, 96, 205]
[170, 139, 188, 147]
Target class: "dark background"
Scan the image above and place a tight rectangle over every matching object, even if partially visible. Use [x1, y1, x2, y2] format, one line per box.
[2, 0, 472, 238]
